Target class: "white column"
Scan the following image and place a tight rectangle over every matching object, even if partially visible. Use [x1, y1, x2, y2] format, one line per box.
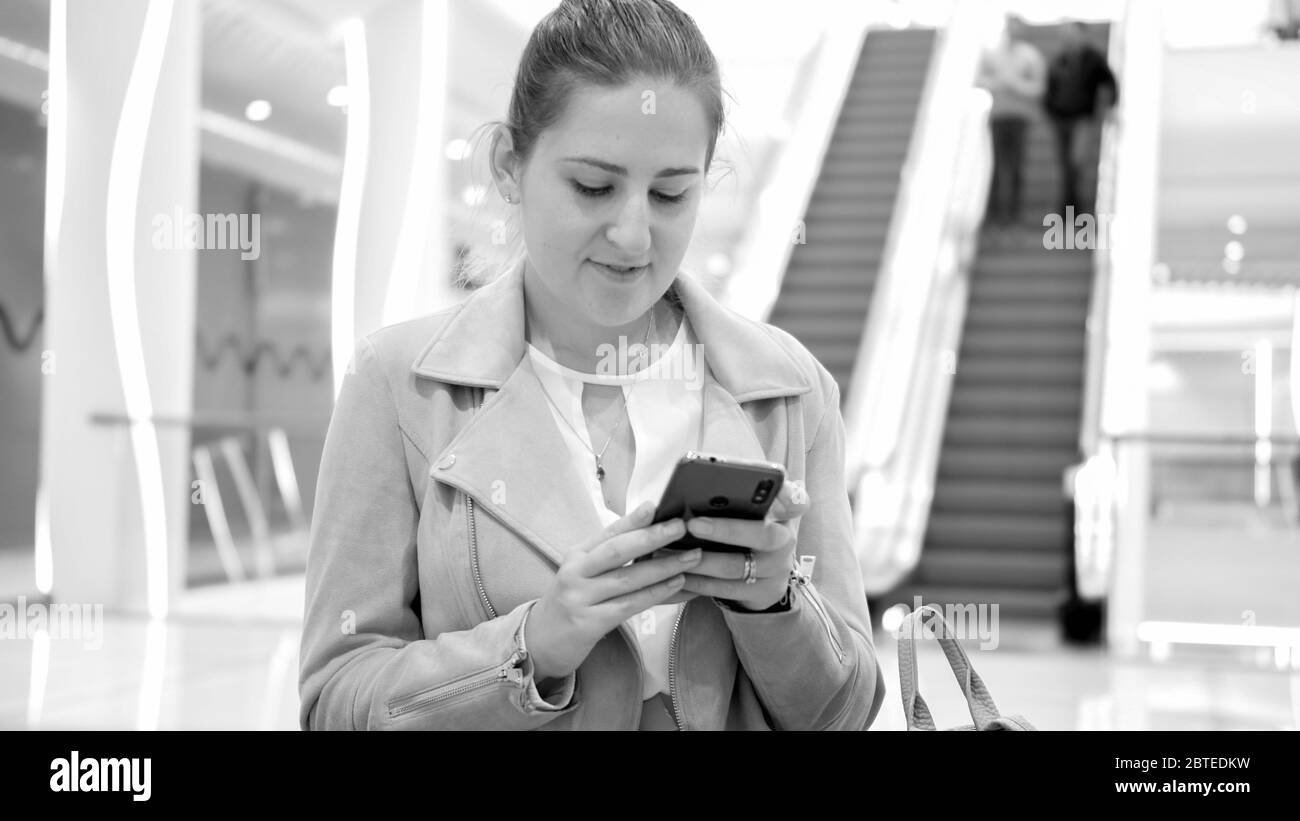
[332, 0, 451, 396]
[39, 0, 199, 616]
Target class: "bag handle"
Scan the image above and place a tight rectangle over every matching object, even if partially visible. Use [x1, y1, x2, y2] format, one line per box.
[897, 605, 1003, 731]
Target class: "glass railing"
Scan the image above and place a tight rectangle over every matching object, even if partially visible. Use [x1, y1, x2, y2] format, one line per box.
[1072, 0, 1163, 608]
[88, 412, 323, 591]
[1102, 433, 1300, 667]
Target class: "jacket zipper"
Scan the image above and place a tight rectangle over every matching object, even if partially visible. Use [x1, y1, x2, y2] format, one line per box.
[667, 602, 686, 730]
[466, 387, 498, 621]
[466, 493, 497, 619]
[796, 575, 845, 663]
[387, 649, 525, 718]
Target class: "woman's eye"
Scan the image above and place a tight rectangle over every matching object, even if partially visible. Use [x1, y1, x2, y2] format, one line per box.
[571, 180, 688, 205]
[572, 181, 611, 198]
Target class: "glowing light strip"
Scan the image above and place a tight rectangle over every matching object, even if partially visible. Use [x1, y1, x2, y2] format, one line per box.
[135, 618, 167, 730]
[331, 18, 370, 398]
[382, 0, 445, 327]
[0, 33, 50, 71]
[1292, 292, 1300, 435]
[1137, 620, 1300, 649]
[105, 0, 174, 619]
[25, 628, 49, 728]
[34, 0, 68, 597]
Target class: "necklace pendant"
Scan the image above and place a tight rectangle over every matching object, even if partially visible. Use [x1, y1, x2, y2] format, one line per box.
[596, 463, 606, 481]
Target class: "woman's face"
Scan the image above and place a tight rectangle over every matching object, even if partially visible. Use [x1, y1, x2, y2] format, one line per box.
[510, 77, 711, 327]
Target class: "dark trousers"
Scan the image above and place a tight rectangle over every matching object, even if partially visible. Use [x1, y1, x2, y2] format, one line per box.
[1051, 115, 1083, 216]
[987, 116, 1028, 225]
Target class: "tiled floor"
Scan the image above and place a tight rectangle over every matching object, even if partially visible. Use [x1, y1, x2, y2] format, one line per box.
[2, 576, 1297, 730]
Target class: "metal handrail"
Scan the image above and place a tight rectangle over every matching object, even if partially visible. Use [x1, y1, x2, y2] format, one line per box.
[1077, 27, 1126, 458]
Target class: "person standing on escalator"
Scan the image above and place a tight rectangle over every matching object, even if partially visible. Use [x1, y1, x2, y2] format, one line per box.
[1044, 22, 1119, 219]
[978, 15, 1047, 232]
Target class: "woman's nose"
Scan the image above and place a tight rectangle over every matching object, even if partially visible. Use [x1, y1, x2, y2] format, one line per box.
[605, 196, 651, 257]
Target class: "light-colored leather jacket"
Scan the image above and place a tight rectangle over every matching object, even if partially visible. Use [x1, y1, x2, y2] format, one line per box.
[298, 263, 886, 730]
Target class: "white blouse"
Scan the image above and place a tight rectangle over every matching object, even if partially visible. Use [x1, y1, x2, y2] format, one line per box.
[525, 311, 703, 700]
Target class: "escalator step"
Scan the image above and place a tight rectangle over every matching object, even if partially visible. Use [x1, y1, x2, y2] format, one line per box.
[917, 548, 1068, 588]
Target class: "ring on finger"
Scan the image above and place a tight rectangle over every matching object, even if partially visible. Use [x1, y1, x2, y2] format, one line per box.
[742, 550, 758, 585]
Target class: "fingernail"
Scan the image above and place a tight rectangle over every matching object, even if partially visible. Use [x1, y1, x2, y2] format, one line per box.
[689, 518, 713, 536]
[678, 548, 702, 563]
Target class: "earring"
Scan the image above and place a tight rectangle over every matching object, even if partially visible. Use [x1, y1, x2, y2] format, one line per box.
[504, 193, 514, 204]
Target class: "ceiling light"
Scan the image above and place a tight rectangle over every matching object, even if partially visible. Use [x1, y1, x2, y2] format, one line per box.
[326, 85, 348, 107]
[1225, 241, 1245, 262]
[1227, 214, 1247, 235]
[244, 99, 272, 122]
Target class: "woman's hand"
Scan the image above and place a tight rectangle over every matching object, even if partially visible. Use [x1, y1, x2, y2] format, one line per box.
[525, 501, 703, 681]
[678, 479, 811, 611]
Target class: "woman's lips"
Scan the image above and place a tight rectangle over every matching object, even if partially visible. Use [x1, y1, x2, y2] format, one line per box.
[591, 261, 649, 278]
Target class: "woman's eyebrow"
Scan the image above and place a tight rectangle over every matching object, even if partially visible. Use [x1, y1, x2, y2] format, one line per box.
[562, 156, 699, 178]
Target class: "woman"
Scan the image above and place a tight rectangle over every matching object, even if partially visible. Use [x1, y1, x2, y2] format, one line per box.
[299, 0, 885, 730]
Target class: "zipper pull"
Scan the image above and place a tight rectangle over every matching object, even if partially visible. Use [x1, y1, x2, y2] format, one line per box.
[796, 554, 816, 583]
[500, 649, 526, 685]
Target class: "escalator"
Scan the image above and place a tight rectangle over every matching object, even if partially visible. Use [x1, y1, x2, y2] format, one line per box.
[885, 23, 1109, 621]
[768, 28, 936, 400]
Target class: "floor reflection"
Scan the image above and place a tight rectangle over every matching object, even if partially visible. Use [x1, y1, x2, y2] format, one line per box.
[1, 582, 1297, 730]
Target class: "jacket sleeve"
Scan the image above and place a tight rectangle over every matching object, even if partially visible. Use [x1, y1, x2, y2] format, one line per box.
[718, 367, 886, 730]
[298, 337, 577, 730]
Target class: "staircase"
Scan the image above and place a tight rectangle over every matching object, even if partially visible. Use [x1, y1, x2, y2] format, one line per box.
[885, 23, 1110, 622]
[768, 28, 935, 401]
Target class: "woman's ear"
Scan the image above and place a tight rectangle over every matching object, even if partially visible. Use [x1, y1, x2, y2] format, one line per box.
[488, 125, 521, 204]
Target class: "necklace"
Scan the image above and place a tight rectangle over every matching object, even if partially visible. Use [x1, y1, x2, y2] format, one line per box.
[533, 304, 656, 481]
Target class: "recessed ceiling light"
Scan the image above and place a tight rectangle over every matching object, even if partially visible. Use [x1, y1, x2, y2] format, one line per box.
[244, 99, 272, 122]
[1225, 240, 1245, 262]
[1222, 258, 1241, 275]
[326, 85, 348, 107]
[1227, 214, 1247, 235]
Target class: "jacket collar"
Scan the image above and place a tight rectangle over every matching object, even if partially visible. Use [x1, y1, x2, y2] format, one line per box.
[416, 260, 810, 568]
[409, 259, 810, 403]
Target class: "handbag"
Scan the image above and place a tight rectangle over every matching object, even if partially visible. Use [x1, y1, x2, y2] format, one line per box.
[897, 605, 1035, 731]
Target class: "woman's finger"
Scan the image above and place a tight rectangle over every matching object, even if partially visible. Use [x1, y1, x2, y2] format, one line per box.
[685, 547, 787, 581]
[594, 573, 688, 622]
[577, 500, 656, 553]
[581, 518, 687, 576]
[588, 548, 702, 602]
[684, 516, 794, 554]
[680, 574, 785, 606]
[767, 478, 810, 523]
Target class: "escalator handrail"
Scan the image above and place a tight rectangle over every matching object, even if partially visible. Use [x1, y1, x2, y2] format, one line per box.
[1078, 25, 1126, 459]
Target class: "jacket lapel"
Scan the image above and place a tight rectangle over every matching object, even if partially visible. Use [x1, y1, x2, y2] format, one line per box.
[413, 260, 814, 566]
[428, 357, 602, 567]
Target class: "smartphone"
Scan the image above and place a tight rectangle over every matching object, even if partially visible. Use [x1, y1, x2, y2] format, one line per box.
[646, 451, 785, 554]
